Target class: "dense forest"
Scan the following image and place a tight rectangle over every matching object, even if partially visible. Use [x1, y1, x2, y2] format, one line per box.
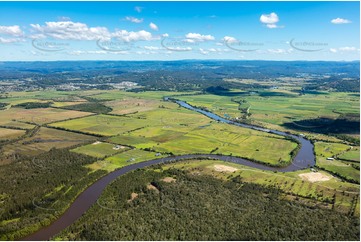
[56, 167, 360, 241]
[0, 149, 106, 240]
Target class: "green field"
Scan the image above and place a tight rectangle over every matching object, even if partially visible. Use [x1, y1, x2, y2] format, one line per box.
[71, 142, 129, 158]
[177, 91, 359, 138]
[314, 142, 360, 183]
[90, 149, 167, 171]
[338, 148, 360, 162]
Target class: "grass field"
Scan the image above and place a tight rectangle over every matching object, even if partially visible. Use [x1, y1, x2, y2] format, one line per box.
[314, 142, 360, 183]
[0, 128, 26, 140]
[177, 91, 359, 137]
[338, 147, 360, 162]
[0, 107, 93, 125]
[2, 127, 96, 158]
[88, 149, 167, 171]
[72, 142, 129, 158]
[50, 114, 150, 136]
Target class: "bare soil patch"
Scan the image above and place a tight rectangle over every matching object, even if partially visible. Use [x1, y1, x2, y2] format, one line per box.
[298, 172, 331, 182]
[213, 164, 239, 173]
[127, 192, 138, 202]
[162, 177, 176, 183]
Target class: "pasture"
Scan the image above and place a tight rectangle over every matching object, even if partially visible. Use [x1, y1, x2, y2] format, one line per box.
[89, 149, 167, 171]
[2, 127, 96, 158]
[72, 142, 129, 158]
[0, 128, 26, 140]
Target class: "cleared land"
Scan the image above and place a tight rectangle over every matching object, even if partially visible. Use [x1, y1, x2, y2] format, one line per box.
[71, 142, 128, 158]
[0, 128, 26, 140]
[2, 127, 96, 158]
[88, 149, 167, 172]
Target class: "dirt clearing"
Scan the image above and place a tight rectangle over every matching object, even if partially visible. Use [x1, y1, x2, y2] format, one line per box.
[162, 177, 176, 183]
[299, 172, 331, 182]
[213, 164, 239, 173]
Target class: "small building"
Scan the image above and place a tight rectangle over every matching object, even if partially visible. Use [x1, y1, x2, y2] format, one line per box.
[155, 153, 161, 157]
[327, 157, 334, 161]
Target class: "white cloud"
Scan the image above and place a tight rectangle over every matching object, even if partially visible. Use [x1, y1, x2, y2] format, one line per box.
[125, 16, 143, 23]
[222, 36, 237, 44]
[185, 33, 215, 42]
[0, 37, 23, 43]
[339, 46, 358, 51]
[267, 49, 291, 54]
[149, 22, 158, 31]
[30, 21, 111, 40]
[199, 48, 209, 55]
[329, 47, 359, 53]
[331, 18, 351, 24]
[135, 6, 143, 13]
[260, 13, 282, 28]
[112, 30, 153, 42]
[0, 25, 23, 37]
[143, 46, 161, 50]
[30, 21, 155, 43]
[162, 33, 169, 37]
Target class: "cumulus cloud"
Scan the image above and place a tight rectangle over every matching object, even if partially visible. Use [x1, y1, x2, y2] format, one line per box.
[125, 16, 143, 23]
[329, 48, 338, 53]
[185, 33, 215, 42]
[112, 30, 153, 42]
[331, 18, 351, 24]
[222, 36, 237, 44]
[149, 22, 158, 31]
[0, 25, 23, 36]
[260, 13, 282, 28]
[30, 21, 111, 40]
[30, 21, 155, 43]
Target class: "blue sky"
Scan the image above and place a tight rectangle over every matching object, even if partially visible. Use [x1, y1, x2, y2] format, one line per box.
[0, 1, 359, 61]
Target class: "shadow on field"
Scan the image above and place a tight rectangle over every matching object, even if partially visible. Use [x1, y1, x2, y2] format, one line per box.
[283, 115, 360, 135]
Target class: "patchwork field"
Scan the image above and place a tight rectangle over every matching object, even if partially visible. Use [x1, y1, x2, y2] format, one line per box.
[2, 127, 96, 157]
[177, 92, 360, 137]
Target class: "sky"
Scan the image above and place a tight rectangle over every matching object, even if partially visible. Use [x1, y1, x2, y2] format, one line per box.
[0, 1, 359, 61]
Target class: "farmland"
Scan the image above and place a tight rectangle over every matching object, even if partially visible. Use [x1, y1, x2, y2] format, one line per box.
[0, 86, 359, 240]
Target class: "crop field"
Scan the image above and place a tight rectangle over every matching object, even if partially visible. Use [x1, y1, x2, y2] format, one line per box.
[178, 91, 360, 135]
[89, 149, 167, 171]
[71, 141, 129, 158]
[2, 127, 96, 158]
[0, 107, 93, 125]
[0, 128, 26, 140]
[105, 97, 175, 115]
[162, 159, 359, 215]
[50, 114, 150, 136]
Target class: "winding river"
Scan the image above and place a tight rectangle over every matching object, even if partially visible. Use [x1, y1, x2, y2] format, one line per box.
[23, 99, 315, 241]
